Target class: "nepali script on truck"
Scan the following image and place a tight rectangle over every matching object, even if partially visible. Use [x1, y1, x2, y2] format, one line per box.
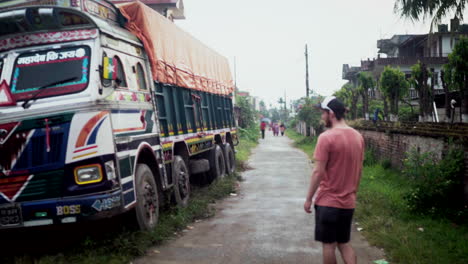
[0, 0, 238, 230]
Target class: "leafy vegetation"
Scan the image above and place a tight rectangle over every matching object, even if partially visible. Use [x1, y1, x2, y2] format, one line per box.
[335, 82, 359, 119]
[402, 146, 466, 222]
[444, 36, 468, 122]
[294, 97, 323, 136]
[357, 72, 375, 120]
[235, 95, 256, 128]
[411, 61, 434, 121]
[394, 0, 467, 26]
[380, 66, 409, 121]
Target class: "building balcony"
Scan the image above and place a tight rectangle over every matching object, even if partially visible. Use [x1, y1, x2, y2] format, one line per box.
[376, 56, 449, 67]
[408, 88, 445, 100]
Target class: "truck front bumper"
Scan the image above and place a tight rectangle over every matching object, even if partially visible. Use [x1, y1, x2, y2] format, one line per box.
[0, 190, 124, 229]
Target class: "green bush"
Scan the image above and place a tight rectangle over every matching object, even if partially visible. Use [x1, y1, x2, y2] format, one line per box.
[402, 147, 466, 222]
[364, 149, 377, 166]
[398, 105, 419, 122]
[238, 125, 259, 143]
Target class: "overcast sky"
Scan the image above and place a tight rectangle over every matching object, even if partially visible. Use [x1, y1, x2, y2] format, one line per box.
[177, 0, 462, 107]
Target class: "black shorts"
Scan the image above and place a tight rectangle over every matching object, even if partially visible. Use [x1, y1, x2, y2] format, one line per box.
[314, 205, 354, 243]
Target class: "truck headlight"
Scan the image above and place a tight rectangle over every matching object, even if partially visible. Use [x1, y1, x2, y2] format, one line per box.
[74, 164, 103, 185]
[104, 160, 116, 181]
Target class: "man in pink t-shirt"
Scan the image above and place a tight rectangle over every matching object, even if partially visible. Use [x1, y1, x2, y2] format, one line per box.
[303, 96, 364, 264]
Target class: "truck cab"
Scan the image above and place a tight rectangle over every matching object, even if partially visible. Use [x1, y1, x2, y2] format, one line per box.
[0, 0, 237, 231]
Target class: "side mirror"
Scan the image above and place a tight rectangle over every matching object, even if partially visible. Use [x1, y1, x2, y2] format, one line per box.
[102, 57, 117, 80]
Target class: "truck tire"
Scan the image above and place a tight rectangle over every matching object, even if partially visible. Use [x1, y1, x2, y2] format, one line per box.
[134, 164, 159, 231]
[224, 143, 236, 175]
[208, 144, 226, 182]
[173, 155, 190, 207]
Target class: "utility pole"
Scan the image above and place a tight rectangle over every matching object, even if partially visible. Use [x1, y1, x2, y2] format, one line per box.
[305, 44, 310, 98]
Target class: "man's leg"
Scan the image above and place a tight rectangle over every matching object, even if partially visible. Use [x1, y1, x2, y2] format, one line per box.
[337, 243, 356, 264]
[336, 208, 356, 264]
[322, 243, 337, 264]
[261, 130, 265, 139]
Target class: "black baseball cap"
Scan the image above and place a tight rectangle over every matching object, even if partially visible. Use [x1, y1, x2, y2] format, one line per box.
[314, 96, 346, 116]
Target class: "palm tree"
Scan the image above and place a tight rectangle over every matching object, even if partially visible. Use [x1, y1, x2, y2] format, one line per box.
[358, 72, 375, 120]
[380, 66, 410, 121]
[394, 0, 467, 26]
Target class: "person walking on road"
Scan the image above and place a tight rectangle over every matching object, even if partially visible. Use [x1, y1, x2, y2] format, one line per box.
[272, 123, 277, 136]
[303, 96, 364, 264]
[260, 121, 267, 139]
[280, 123, 286, 136]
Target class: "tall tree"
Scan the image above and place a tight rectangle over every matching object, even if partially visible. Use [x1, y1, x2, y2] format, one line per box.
[334, 82, 359, 119]
[297, 97, 322, 136]
[235, 95, 255, 128]
[380, 66, 409, 121]
[444, 36, 468, 122]
[259, 100, 269, 118]
[358, 72, 375, 120]
[411, 61, 434, 122]
[394, 0, 467, 25]
[440, 68, 452, 122]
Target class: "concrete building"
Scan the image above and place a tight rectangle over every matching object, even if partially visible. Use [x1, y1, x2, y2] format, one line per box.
[342, 21, 468, 122]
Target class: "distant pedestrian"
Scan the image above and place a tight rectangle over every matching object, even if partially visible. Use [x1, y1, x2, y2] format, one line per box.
[273, 123, 279, 136]
[372, 108, 380, 124]
[280, 123, 286, 136]
[260, 121, 266, 139]
[303, 96, 364, 264]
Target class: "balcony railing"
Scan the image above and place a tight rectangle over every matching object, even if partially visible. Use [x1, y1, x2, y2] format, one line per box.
[408, 88, 445, 99]
[376, 56, 449, 66]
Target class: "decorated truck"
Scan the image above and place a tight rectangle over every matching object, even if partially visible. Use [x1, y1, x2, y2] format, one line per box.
[0, 0, 237, 230]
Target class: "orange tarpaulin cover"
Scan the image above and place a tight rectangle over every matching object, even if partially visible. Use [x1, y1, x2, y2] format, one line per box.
[118, 2, 234, 96]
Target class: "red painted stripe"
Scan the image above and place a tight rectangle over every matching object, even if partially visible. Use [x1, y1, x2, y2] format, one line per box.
[75, 111, 107, 148]
[73, 145, 97, 153]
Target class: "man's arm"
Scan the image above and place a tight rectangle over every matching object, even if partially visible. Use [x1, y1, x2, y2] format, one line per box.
[304, 160, 327, 213]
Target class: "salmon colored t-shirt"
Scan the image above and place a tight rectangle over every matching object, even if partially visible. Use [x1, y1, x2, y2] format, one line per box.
[313, 127, 364, 209]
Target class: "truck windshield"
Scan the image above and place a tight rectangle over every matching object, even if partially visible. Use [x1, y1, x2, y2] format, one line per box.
[10, 46, 91, 100]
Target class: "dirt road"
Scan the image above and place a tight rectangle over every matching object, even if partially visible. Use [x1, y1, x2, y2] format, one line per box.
[135, 133, 384, 264]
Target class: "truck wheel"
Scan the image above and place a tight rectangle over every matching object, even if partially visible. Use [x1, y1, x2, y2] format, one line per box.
[135, 164, 159, 231]
[208, 144, 226, 182]
[173, 155, 190, 207]
[224, 143, 236, 175]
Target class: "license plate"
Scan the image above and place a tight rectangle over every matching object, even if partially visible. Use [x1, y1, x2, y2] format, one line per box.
[0, 204, 22, 227]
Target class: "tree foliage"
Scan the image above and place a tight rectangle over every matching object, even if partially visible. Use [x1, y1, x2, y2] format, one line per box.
[411, 61, 434, 121]
[296, 97, 322, 132]
[444, 36, 468, 121]
[335, 82, 359, 119]
[235, 95, 255, 128]
[380, 66, 409, 120]
[358, 72, 375, 119]
[394, 0, 467, 26]
[258, 100, 270, 119]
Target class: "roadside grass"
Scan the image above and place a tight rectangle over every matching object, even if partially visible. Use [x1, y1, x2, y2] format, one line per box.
[236, 126, 260, 172]
[7, 130, 258, 264]
[287, 130, 468, 264]
[285, 129, 316, 159]
[357, 164, 468, 264]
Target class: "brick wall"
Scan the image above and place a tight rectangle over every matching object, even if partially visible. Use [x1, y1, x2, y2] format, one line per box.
[356, 128, 468, 202]
[358, 130, 445, 168]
